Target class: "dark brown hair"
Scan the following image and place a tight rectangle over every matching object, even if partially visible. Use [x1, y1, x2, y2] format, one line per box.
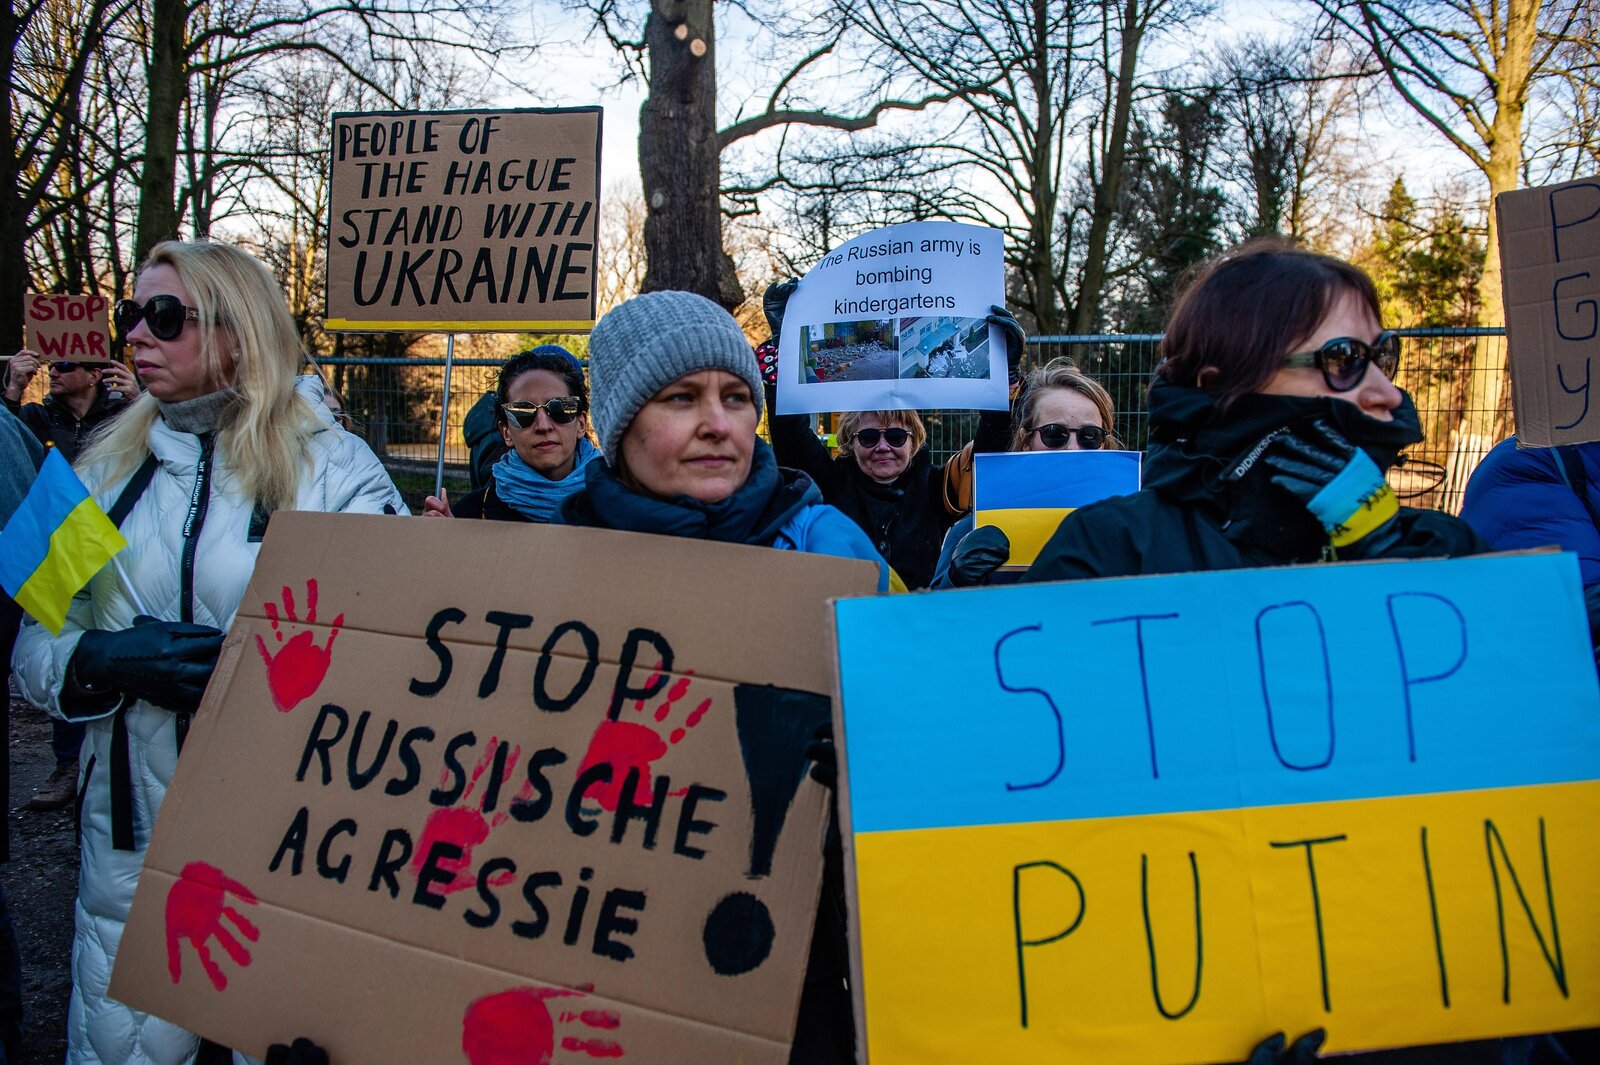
[1156, 238, 1382, 406]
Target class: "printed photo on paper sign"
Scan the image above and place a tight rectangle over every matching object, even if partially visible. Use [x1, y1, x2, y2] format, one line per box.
[795, 317, 993, 384]
[898, 316, 991, 380]
[774, 221, 1008, 415]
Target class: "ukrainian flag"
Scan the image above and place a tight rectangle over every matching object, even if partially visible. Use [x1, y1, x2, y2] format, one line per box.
[0, 450, 126, 634]
[974, 450, 1142, 566]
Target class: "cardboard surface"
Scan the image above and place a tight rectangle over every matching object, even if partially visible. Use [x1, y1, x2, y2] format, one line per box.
[324, 107, 601, 332]
[832, 553, 1600, 1064]
[24, 292, 113, 363]
[1498, 175, 1600, 445]
[111, 513, 877, 1063]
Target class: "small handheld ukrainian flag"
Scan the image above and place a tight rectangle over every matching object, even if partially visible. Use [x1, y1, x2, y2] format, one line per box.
[0, 450, 126, 634]
[974, 450, 1142, 567]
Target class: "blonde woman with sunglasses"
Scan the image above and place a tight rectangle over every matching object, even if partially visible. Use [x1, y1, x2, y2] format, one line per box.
[423, 346, 599, 522]
[13, 240, 403, 1065]
[1021, 239, 1484, 585]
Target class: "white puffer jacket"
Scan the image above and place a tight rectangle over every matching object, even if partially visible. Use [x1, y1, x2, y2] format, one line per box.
[12, 382, 405, 1065]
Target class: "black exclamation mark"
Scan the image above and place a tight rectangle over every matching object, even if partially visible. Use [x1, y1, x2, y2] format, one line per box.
[701, 683, 830, 976]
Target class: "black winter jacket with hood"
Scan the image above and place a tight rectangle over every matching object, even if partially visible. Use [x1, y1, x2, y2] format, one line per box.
[4, 388, 128, 463]
[1021, 396, 1595, 1065]
[1023, 382, 1485, 583]
[766, 388, 1010, 589]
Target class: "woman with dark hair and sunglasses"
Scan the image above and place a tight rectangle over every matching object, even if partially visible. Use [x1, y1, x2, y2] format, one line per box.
[422, 346, 600, 522]
[1023, 238, 1484, 585]
[933, 359, 1123, 587]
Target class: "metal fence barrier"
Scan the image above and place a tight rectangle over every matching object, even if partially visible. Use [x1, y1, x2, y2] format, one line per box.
[317, 327, 1510, 514]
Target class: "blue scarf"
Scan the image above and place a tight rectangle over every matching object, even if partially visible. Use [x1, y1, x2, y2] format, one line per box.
[559, 439, 818, 544]
[491, 437, 601, 522]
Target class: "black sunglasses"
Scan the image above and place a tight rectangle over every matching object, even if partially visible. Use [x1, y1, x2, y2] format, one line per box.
[853, 427, 911, 449]
[1281, 332, 1401, 392]
[1029, 423, 1107, 450]
[114, 296, 200, 341]
[503, 396, 583, 428]
[49, 361, 94, 374]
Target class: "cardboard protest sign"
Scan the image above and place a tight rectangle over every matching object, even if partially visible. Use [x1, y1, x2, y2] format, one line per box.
[24, 292, 113, 363]
[325, 107, 601, 333]
[110, 512, 877, 1063]
[775, 222, 1008, 414]
[832, 553, 1600, 1065]
[1498, 175, 1600, 445]
[973, 450, 1142, 568]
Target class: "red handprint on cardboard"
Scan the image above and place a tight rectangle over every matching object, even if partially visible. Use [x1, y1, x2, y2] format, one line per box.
[166, 861, 260, 991]
[462, 986, 623, 1065]
[254, 579, 343, 712]
[574, 665, 711, 812]
[413, 739, 533, 895]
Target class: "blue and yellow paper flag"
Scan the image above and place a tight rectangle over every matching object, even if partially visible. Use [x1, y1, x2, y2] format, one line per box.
[0, 450, 125, 634]
[974, 450, 1142, 566]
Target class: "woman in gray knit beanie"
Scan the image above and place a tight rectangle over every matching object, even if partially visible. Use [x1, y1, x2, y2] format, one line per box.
[556, 290, 889, 589]
[556, 288, 885, 1065]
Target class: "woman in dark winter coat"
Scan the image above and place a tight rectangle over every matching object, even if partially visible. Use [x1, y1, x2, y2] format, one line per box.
[1023, 240, 1485, 584]
[759, 291, 1021, 589]
[424, 346, 599, 522]
[1018, 241, 1586, 1065]
[765, 405, 1001, 589]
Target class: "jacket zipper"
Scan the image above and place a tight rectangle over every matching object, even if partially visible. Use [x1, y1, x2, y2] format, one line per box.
[174, 433, 216, 755]
[180, 433, 216, 624]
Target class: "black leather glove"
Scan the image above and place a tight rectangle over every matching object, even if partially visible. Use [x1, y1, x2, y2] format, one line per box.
[805, 721, 836, 789]
[763, 278, 799, 342]
[1247, 1029, 1325, 1065]
[1263, 420, 1403, 559]
[70, 615, 225, 714]
[266, 1037, 330, 1065]
[950, 525, 1011, 587]
[986, 304, 1026, 388]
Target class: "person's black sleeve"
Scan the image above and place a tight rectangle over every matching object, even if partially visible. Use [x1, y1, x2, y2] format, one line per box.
[450, 484, 490, 520]
[1019, 503, 1138, 584]
[971, 404, 1013, 457]
[764, 383, 840, 497]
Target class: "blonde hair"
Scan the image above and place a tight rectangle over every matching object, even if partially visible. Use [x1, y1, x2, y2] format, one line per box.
[80, 240, 319, 511]
[1010, 358, 1122, 450]
[838, 409, 927, 453]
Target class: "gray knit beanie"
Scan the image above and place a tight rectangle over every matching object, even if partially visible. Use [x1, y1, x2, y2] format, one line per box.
[587, 290, 765, 457]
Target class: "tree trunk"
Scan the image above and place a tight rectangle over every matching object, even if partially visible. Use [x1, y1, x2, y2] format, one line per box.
[0, 3, 26, 354]
[1444, 0, 1535, 505]
[0, 192, 26, 357]
[135, 0, 187, 261]
[1070, 0, 1141, 335]
[640, 0, 732, 306]
[1028, 0, 1061, 334]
